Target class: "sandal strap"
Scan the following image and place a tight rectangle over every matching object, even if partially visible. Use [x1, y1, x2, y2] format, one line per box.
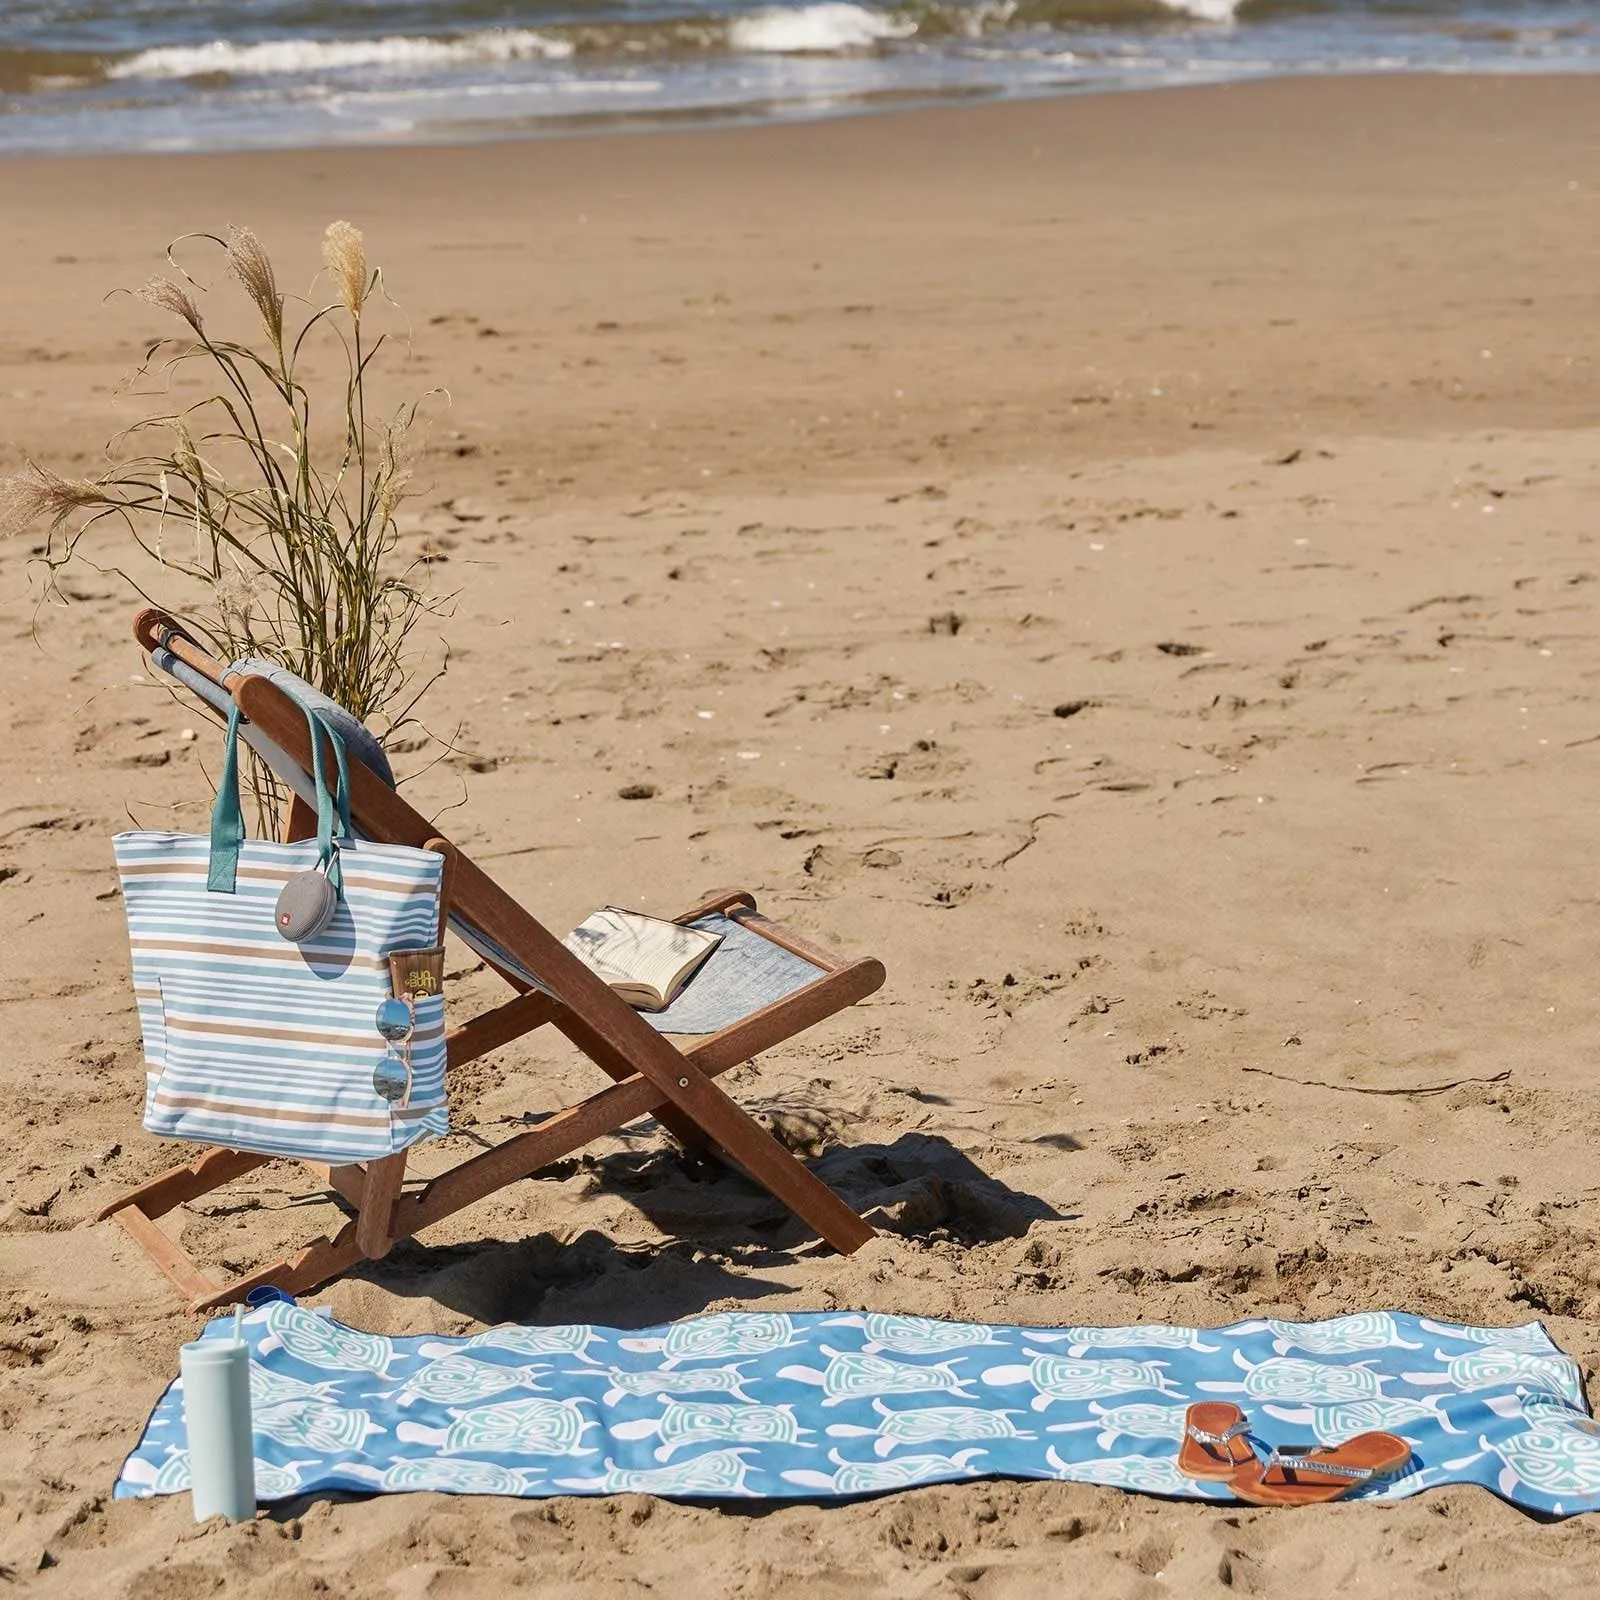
[1264, 1448, 1373, 1483]
[1187, 1418, 1250, 1447]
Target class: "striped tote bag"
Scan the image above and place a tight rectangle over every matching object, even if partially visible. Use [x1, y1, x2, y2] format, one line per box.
[113, 698, 449, 1165]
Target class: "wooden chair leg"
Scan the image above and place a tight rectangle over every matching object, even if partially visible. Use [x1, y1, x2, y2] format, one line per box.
[399, 961, 885, 1248]
[672, 1079, 874, 1253]
[188, 1221, 367, 1311]
[96, 1146, 272, 1223]
[553, 1010, 722, 1160]
[356, 1153, 407, 1259]
[320, 1163, 368, 1208]
[113, 960, 884, 1309]
[234, 672, 876, 1251]
[110, 1206, 228, 1305]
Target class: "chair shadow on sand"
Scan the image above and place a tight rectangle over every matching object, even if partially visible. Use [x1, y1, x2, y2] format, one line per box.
[351, 1131, 1071, 1327]
[246, 1133, 1072, 1519]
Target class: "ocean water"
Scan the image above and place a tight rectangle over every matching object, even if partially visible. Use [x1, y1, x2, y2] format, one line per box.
[0, 0, 1596, 155]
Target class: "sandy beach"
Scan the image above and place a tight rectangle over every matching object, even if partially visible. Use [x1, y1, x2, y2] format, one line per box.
[3, 72, 1600, 1595]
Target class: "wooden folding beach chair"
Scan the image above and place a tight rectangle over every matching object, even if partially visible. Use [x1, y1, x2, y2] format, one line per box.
[98, 609, 882, 1310]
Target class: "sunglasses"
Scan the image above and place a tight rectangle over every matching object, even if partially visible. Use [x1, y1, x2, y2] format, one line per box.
[373, 995, 415, 1107]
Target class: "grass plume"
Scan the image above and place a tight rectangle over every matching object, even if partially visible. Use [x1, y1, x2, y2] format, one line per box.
[322, 220, 369, 321]
[2, 222, 449, 832]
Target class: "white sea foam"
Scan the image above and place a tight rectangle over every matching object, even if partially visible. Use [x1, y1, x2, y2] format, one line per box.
[954, 0, 1019, 39]
[1154, 0, 1241, 22]
[107, 29, 576, 81]
[728, 4, 916, 53]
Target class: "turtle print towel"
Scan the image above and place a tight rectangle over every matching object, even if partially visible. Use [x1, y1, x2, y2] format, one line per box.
[115, 1305, 1600, 1515]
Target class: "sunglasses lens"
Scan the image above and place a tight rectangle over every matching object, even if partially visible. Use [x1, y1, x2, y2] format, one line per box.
[374, 996, 413, 1042]
[372, 1053, 411, 1103]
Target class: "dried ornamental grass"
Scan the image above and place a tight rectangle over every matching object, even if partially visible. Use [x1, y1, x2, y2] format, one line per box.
[1, 222, 449, 831]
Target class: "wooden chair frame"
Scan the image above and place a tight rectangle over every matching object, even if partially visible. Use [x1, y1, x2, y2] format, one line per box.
[98, 610, 882, 1309]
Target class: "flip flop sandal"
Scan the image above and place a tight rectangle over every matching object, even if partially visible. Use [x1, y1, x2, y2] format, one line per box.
[1229, 1430, 1412, 1507]
[1178, 1402, 1256, 1480]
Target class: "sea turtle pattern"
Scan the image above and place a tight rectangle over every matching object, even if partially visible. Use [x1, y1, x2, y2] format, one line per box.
[612, 1400, 812, 1461]
[619, 1312, 800, 1365]
[981, 1353, 1181, 1407]
[826, 1400, 1035, 1456]
[395, 1354, 550, 1407]
[1046, 1401, 1192, 1449]
[1260, 1313, 1421, 1357]
[252, 1397, 383, 1455]
[1259, 1396, 1458, 1445]
[1490, 1416, 1600, 1504]
[453, 1324, 605, 1364]
[116, 1306, 1599, 1515]
[1044, 1325, 1222, 1357]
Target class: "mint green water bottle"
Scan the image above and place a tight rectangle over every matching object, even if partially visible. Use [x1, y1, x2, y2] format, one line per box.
[179, 1309, 256, 1522]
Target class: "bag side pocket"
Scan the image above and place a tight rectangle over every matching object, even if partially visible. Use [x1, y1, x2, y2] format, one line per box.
[137, 975, 168, 1129]
[389, 991, 448, 1151]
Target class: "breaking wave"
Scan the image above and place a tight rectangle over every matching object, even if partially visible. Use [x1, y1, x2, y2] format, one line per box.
[96, 0, 1247, 84]
[106, 29, 576, 81]
[4, 0, 1595, 155]
[1155, 0, 1242, 22]
[729, 4, 918, 51]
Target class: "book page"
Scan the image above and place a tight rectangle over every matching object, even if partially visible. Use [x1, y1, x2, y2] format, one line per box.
[564, 908, 721, 1007]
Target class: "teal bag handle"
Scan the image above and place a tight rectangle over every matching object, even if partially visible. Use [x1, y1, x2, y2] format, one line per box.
[314, 711, 351, 894]
[324, 717, 353, 873]
[207, 703, 246, 893]
[208, 694, 353, 895]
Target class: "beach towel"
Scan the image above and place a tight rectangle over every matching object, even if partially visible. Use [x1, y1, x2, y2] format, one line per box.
[116, 1306, 1600, 1514]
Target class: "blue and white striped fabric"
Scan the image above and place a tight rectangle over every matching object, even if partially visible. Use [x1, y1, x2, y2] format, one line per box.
[115, 833, 447, 1163]
[113, 698, 449, 1165]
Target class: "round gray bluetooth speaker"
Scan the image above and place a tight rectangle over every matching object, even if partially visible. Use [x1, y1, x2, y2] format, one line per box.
[275, 869, 338, 942]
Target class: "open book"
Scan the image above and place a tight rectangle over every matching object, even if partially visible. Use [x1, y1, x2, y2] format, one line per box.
[563, 907, 723, 1011]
